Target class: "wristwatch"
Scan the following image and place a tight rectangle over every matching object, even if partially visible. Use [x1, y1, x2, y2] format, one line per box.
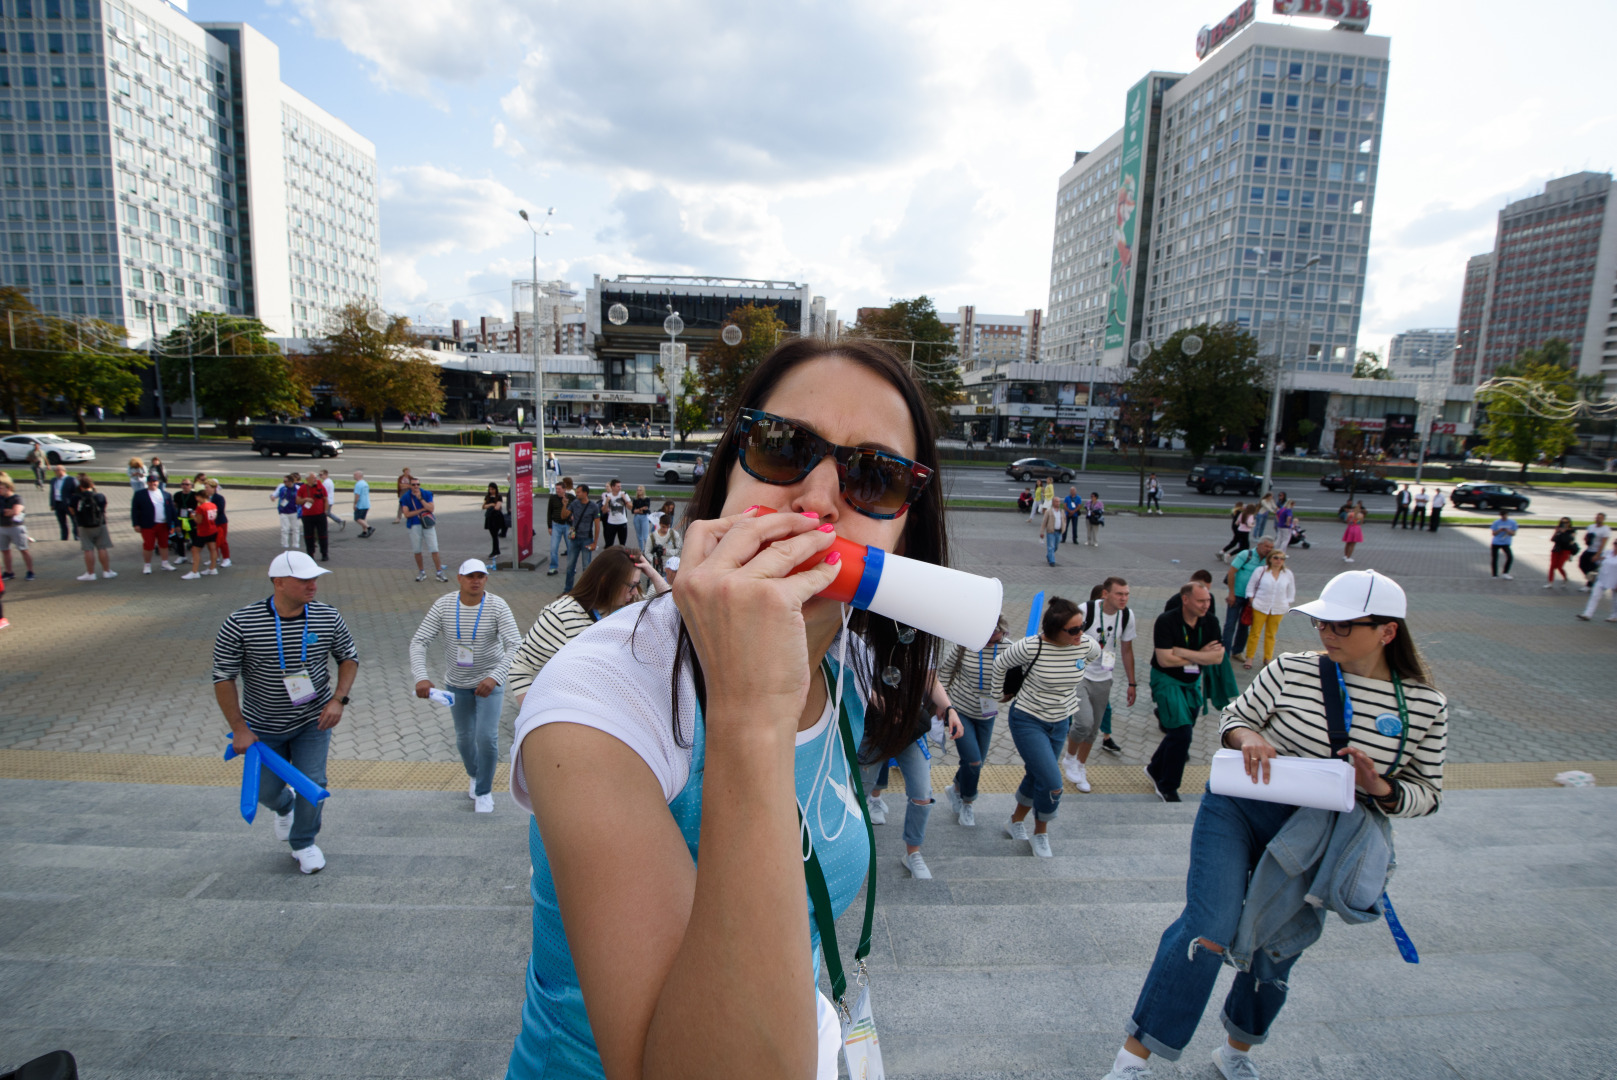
[338, 695, 351, 706]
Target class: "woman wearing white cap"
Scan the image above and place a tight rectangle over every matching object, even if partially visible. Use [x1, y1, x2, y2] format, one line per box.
[409, 559, 523, 813]
[1102, 569, 1448, 1080]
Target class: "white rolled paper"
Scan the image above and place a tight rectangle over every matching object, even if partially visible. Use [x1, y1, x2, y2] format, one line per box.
[1207, 749, 1356, 812]
[865, 552, 1003, 652]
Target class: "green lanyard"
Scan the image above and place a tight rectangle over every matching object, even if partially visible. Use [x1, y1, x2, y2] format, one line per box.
[800, 659, 877, 1018]
[1383, 671, 1412, 778]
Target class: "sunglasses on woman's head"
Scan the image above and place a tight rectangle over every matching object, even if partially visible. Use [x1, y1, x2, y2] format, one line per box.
[734, 409, 933, 520]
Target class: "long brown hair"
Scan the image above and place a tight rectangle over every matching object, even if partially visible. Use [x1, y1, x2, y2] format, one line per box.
[567, 547, 640, 616]
[1379, 617, 1435, 689]
[654, 337, 948, 763]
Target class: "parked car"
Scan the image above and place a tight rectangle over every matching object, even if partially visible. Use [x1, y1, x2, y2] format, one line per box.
[1320, 470, 1396, 494]
[1448, 482, 1531, 512]
[655, 449, 712, 483]
[0, 432, 95, 464]
[1186, 464, 1262, 495]
[250, 423, 344, 458]
[1005, 457, 1074, 483]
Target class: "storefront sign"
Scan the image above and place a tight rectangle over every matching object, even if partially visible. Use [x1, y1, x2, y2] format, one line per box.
[547, 390, 659, 403]
[509, 441, 534, 566]
[1272, 0, 1370, 30]
[1196, 0, 1256, 59]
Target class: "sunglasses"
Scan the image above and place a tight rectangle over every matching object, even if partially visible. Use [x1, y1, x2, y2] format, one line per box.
[1061, 622, 1086, 636]
[734, 409, 933, 520]
[1309, 617, 1384, 636]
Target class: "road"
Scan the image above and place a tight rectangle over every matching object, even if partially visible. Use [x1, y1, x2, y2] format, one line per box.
[32, 432, 1617, 521]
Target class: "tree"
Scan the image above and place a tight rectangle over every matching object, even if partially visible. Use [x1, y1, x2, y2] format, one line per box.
[692, 302, 788, 424]
[40, 317, 148, 434]
[672, 369, 706, 443]
[1353, 348, 1392, 380]
[1331, 420, 1378, 499]
[0, 288, 48, 432]
[159, 313, 309, 438]
[306, 303, 444, 440]
[1129, 323, 1266, 462]
[1476, 338, 1581, 477]
[1117, 375, 1165, 507]
[849, 296, 965, 434]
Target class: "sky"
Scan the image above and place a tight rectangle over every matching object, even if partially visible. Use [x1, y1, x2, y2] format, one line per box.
[187, 0, 1617, 355]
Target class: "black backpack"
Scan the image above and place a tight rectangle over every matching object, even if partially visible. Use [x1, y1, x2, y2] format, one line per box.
[73, 493, 105, 529]
[1080, 600, 1131, 640]
[1001, 637, 1043, 701]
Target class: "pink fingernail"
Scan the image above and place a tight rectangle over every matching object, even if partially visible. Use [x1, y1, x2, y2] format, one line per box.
[818, 523, 835, 533]
[800, 511, 820, 518]
[825, 551, 841, 565]
[743, 505, 762, 514]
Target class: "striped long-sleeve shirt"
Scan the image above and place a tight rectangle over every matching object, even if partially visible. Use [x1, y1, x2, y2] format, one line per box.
[1219, 651, 1448, 818]
[989, 633, 1101, 724]
[408, 592, 523, 689]
[505, 595, 597, 698]
[937, 642, 1003, 719]
[211, 598, 359, 735]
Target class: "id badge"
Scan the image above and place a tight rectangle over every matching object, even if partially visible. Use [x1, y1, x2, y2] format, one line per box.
[282, 669, 317, 706]
[1101, 649, 1116, 671]
[839, 982, 886, 1080]
[454, 644, 475, 668]
[1183, 664, 1200, 676]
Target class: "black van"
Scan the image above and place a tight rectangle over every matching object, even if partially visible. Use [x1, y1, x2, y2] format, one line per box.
[251, 424, 344, 458]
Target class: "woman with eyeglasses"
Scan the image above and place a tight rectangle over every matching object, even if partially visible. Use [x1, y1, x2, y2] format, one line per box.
[989, 597, 1102, 858]
[505, 339, 946, 1079]
[1239, 549, 1294, 670]
[1102, 569, 1448, 1080]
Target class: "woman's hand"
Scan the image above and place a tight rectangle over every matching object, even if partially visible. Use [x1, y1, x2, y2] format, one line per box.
[1225, 727, 1278, 783]
[415, 679, 433, 699]
[1337, 746, 1393, 797]
[942, 706, 964, 740]
[674, 508, 840, 729]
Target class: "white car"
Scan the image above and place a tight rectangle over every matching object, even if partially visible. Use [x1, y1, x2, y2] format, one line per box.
[654, 449, 712, 483]
[0, 432, 97, 465]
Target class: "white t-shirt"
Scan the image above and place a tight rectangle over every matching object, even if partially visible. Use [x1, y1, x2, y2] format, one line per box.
[321, 478, 336, 504]
[147, 488, 166, 523]
[1587, 524, 1612, 554]
[1078, 600, 1136, 683]
[603, 490, 630, 526]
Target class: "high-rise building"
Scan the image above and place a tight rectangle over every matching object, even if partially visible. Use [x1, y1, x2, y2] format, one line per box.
[0, 0, 376, 342]
[1386, 327, 1454, 378]
[940, 306, 1042, 371]
[1043, 10, 1389, 374]
[1451, 172, 1617, 393]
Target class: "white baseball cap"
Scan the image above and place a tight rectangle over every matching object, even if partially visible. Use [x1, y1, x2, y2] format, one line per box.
[268, 551, 331, 579]
[664, 556, 681, 572]
[457, 558, 490, 576]
[1292, 569, 1406, 623]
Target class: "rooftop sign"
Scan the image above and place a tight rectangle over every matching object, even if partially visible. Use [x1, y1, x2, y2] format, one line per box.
[1273, 0, 1371, 30]
[1196, 0, 1256, 59]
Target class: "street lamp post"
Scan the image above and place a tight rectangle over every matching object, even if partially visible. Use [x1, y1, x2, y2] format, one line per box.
[663, 308, 684, 450]
[1257, 253, 1322, 495]
[518, 207, 553, 470]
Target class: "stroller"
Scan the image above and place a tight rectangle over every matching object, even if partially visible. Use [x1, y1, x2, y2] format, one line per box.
[1288, 520, 1312, 549]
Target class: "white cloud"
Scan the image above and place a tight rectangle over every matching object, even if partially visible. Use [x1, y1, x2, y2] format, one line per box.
[281, 0, 532, 91]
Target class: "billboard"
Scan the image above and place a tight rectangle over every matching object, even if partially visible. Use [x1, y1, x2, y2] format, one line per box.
[1197, 0, 1256, 59]
[1272, 0, 1370, 29]
[1104, 77, 1149, 350]
[509, 441, 534, 567]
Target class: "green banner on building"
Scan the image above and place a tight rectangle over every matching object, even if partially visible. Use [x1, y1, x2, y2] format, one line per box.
[1105, 77, 1148, 350]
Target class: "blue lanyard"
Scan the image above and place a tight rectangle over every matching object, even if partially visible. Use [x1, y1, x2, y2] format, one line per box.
[455, 595, 485, 642]
[977, 644, 998, 690]
[1336, 664, 1354, 733]
[273, 603, 309, 672]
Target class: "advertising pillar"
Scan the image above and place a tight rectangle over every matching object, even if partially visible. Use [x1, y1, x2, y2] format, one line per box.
[509, 441, 534, 567]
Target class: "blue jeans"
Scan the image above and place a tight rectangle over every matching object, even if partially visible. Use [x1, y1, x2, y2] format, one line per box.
[632, 514, 651, 551]
[1126, 791, 1301, 1060]
[1008, 705, 1069, 822]
[1045, 531, 1059, 565]
[952, 711, 997, 801]
[547, 526, 567, 572]
[1222, 597, 1250, 655]
[1252, 511, 1269, 539]
[863, 738, 932, 848]
[449, 685, 503, 797]
[254, 722, 331, 851]
[565, 538, 593, 589]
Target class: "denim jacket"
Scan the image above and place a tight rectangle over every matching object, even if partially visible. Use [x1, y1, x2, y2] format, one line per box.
[1227, 800, 1394, 971]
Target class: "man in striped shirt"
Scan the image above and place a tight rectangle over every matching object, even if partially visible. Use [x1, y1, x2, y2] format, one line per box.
[212, 551, 359, 874]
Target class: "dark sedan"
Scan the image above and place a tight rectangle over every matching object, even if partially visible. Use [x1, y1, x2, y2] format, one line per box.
[1005, 458, 1074, 483]
[1320, 470, 1396, 494]
[1449, 482, 1531, 512]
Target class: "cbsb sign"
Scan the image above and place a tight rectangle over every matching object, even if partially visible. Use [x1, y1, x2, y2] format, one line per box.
[1272, 0, 1371, 29]
[1196, 0, 1255, 59]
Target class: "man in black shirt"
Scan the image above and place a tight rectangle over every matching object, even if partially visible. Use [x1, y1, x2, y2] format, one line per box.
[1145, 582, 1224, 802]
[564, 483, 601, 590]
[546, 477, 575, 577]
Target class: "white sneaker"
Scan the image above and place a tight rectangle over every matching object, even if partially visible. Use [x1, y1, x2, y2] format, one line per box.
[1213, 1044, 1261, 1080]
[1073, 760, 1092, 793]
[1061, 752, 1084, 786]
[203, 568, 219, 576]
[945, 784, 963, 817]
[867, 795, 888, 825]
[180, 571, 201, 580]
[293, 845, 326, 874]
[469, 777, 477, 800]
[1005, 820, 1029, 842]
[102, 570, 117, 579]
[474, 794, 495, 813]
[160, 560, 176, 571]
[958, 801, 976, 827]
[902, 851, 932, 879]
[1101, 1063, 1153, 1080]
[274, 808, 294, 842]
[143, 564, 152, 575]
[415, 571, 428, 582]
[1544, 583, 1555, 589]
[1502, 573, 1512, 580]
[1030, 833, 1053, 858]
[77, 572, 96, 581]
[220, 559, 232, 567]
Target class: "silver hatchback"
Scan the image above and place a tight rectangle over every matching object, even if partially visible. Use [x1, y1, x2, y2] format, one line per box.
[655, 449, 712, 483]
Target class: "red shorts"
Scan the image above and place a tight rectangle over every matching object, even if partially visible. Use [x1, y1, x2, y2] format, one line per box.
[140, 525, 167, 552]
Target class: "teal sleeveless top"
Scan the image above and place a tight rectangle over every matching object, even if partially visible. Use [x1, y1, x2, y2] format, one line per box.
[505, 656, 871, 1078]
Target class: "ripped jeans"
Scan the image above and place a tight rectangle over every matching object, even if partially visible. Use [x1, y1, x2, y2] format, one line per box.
[1126, 790, 1300, 1060]
[862, 737, 932, 848]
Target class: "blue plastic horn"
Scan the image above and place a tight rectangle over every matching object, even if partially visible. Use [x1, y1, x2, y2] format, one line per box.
[1026, 591, 1045, 638]
[224, 740, 331, 824]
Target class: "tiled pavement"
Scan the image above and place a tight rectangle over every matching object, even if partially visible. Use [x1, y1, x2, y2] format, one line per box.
[2, 484, 1612, 771]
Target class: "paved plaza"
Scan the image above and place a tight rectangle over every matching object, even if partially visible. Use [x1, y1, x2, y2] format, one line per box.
[2, 484, 1616, 1078]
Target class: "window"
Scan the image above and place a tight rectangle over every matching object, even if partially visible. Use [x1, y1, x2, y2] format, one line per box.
[55, 134, 72, 154]
[50, 67, 66, 87]
[1331, 131, 1348, 148]
[1296, 222, 1311, 238]
[1358, 137, 1373, 154]
[1299, 190, 1315, 208]
[1364, 70, 1379, 88]
[1335, 99, 1350, 117]
[1261, 59, 1276, 78]
[1259, 90, 1273, 108]
[1288, 62, 1303, 80]
[1303, 160, 1318, 179]
[1250, 187, 1265, 203]
[1314, 64, 1328, 83]
[56, 167, 71, 187]
[77, 66, 93, 88]
[21, 68, 38, 87]
[1256, 123, 1271, 141]
[1327, 161, 1344, 181]
[47, 33, 64, 54]
[1311, 96, 1324, 113]
[130, 267, 144, 288]
[67, 264, 84, 285]
[1281, 126, 1296, 142]
[1353, 164, 1368, 183]
[1325, 193, 1341, 209]
[1268, 249, 1283, 266]
[1275, 188, 1290, 205]
[1278, 156, 1292, 172]
[81, 101, 95, 121]
[1351, 198, 1365, 215]
[1284, 93, 1299, 111]
[19, 34, 35, 55]
[1322, 223, 1336, 239]
[1306, 128, 1321, 145]
[27, 135, 44, 155]
[25, 101, 41, 122]
[1253, 154, 1267, 171]
[1340, 67, 1355, 85]
[76, 33, 92, 54]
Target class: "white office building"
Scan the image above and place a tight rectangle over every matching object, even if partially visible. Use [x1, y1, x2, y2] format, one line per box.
[940, 306, 1042, 371]
[1043, 13, 1389, 375]
[0, 0, 376, 342]
[1387, 327, 1455, 378]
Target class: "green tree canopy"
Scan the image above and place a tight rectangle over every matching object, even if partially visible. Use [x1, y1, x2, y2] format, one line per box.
[849, 295, 964, 434]
[1476, 338, 1580, 477]
[306, 303, 444, 439]
[42, 317, 148, 434]
[1353, 348, 1392, 380]
[692, 302, 788, 424]
[0, 287, 47, 432]
[159, 313, 308, 438]
[1129, 323, 1267, 462]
